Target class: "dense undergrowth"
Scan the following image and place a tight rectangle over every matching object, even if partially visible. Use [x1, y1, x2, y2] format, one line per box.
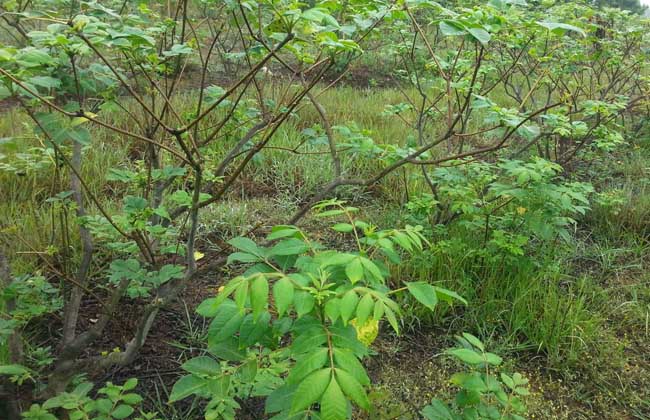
[1, 0, 650, 419]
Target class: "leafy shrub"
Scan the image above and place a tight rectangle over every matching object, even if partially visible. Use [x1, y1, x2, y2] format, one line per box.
[421, 334, 529, 420]
[20, 378, 156, 420]
[170, 200, 464, 419]
[406, 158, 593, 262]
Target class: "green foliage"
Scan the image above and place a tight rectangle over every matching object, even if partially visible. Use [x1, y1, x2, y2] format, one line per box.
[20, 379, 157, 420]
[0, 0, 648, 418]
[421, 334, 529, 420]
[406, 158, 593, 262]
[173, 200, 463, 419]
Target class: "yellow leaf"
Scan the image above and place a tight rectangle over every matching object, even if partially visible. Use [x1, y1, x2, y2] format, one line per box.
[194, 251, 205, 261]
[71, 112, 96, 127]
[350, 318, 379, 346]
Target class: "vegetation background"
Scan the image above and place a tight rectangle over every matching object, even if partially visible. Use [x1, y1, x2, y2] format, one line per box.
[0, 0, 649, 419]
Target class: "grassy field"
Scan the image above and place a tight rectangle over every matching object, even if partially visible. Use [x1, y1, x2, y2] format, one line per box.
[2, 80, 649, 418]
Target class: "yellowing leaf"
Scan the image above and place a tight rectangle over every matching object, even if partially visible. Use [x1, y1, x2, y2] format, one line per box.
[194, 251, 205, 261]
[350, 318, 379, 347]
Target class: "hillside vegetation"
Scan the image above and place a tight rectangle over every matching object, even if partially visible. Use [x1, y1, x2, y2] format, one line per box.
[0, 1, 649, 419]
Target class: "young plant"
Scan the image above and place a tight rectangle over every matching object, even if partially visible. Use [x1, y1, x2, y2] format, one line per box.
[20, 378, 157, 420]
[170, 200, 465, 419]
[421, 334, 529, 420]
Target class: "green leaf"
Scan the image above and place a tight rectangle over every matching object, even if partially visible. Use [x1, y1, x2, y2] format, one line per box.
[234, 281, 249, 312]
[421, 400, 454, 420]
[250, 276, 269, 320]
[271, 239, 309, 256]
[266, 384, 296, 414]
[240, 359, 258, 383]
[321, 377, 347, 420]
[181, 356, 221, 376]
[450, 372, 487, 392]
[209, 337, 247, 361]
[227, 252, 261, 264]
[332, 348, 370, 386]
[239, 312, 271, 346]
[340, 290, 359, 324]
[228, 237, 264, 256]
[536, 21, 586, 37]
[0, 364, 29, 375]
[461, 333, 484, 351]
[208, 300, 244, 343]
[111, 404, 134, 419]
[273, 277, 294, 317]
[434, 287, 467, 305]
[196, 298, 220, 317]
[332, 223, 354, 233]
[439, 20, 466, 36]
[359, 258, 383, 283]
[484, 352, 503, 366]
[325, 298, 341, 323]
[122, 378, 137, 391]
[405, 282, 438, 311]
[355, 293, 374, 325]
[291, 327, 328, 355]
[121, 393, 142, 405]
[329, 325, 368, 357]
[334, 368, 370, 411]
[287, 347, 329, 384]
[467, 27, 491, 45]
[29, 76, 61, 89]
[383, 304, 400, 334]
[446, 348, 484, 365]
[345, 258, 363, 284]
[267, 225, 301, 240]
[294, 290, 316, 317]
[169, 375, 207, 402]
[290, 368, 331, 413]
[315, 209, 346, 218]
